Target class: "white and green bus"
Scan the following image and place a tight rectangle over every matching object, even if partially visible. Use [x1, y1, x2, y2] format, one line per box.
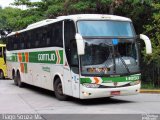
[6, 14, 152, 100]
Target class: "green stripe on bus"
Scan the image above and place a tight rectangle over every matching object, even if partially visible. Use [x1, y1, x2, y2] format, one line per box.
[28, 50, 63, 64]
[29, 50, 61, 64]
[12, 53, 18, 62]
[102, 74, 141, 83]
[80, 74, 141, 84]
[80, 78, 92, 84]
[22, 53, 25, 62]
[7, 50, 63, 64]
[59, 50, 63, 64]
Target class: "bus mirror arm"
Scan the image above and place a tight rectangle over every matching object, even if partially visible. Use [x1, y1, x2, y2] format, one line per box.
[140, 34, 152, 54]
[75, 33, 85, 55]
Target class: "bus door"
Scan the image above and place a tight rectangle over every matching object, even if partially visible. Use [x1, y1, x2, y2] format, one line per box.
[63, 20, 80, 98]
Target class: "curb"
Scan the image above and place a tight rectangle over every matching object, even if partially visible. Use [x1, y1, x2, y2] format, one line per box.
[140, 89, 160, 94]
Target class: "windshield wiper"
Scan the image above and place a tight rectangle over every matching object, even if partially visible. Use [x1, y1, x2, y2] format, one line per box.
[116, 52, 130, 74]
[112, 46, 117, 74]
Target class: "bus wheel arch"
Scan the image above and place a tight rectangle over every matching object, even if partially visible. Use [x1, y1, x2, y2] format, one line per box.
[53, 75, 68, 101]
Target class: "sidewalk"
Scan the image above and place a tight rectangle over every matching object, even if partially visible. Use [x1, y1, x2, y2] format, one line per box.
[140, 89, 160, 94]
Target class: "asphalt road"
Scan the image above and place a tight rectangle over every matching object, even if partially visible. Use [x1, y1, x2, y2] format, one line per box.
[0, 80, 160, 120]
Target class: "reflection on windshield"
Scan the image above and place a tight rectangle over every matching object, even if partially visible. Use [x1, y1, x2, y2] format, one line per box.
[81, 39, 139, 76]
[77, 21, 134, 37]
[81, 40, 111, 66]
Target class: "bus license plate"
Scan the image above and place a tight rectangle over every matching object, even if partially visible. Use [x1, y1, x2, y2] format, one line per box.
[111, 91, 120, 95]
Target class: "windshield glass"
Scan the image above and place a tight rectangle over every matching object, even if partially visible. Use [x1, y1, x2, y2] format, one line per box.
[77, 20, 135, 37]
[81, 39, 139, 76]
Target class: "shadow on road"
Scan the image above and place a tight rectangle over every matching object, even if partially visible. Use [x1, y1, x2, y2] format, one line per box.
[74, 97, 134, 106]
[11, 81, 135, 105]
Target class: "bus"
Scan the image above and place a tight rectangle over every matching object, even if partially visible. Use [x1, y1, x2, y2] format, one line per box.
[0, 44, 7, 79]
[6, 14, 152, 100]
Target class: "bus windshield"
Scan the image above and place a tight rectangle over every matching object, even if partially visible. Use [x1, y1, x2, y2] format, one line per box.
[77, 20, 135, 37]
[81, 39, 140, 76]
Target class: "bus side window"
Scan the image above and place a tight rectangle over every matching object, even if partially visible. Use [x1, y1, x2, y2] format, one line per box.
[13, 36, 18, 50]
[51, 21, 63, 47]
[37, 27, 45, 48]
[27, 32, 33, 48]
[42, 28, 47, 47]
[7, 37, 13, 51]
[0, 47, 2, 57]
[46, 26, 51, 46]
[55, 22, 63, 47]
[20, 34, 25, 49]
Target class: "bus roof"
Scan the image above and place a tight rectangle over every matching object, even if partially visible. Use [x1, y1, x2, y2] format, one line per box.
[7, 14, 132, 36]
[0, 44, 6, 47]
[57, 14, 131, 22]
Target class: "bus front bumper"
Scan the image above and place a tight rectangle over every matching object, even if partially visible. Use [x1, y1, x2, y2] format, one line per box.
[80, 84, 141, 99]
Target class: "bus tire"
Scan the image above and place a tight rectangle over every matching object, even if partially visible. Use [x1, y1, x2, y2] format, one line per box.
[17, 72, 24, 88]
[0, 70, 4, 79]
[13, 71, 18, 85]
[54, 78, 68, 101]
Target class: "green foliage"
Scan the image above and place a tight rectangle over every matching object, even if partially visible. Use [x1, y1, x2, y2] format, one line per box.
[1, 0, 153, 31]
[45, 2, 64, 18]
[114, 1, 152, 34]
[65, 1, 96, 14]
[144, 3, 160, 65]
[0, 7, 22, 30]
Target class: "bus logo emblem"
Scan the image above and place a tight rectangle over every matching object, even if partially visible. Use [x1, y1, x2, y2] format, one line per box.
[114, 82, 118, 86]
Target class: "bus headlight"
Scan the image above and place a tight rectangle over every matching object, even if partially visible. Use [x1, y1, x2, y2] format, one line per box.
[130, 80, 141, 86]
[83, 83, 100, 88]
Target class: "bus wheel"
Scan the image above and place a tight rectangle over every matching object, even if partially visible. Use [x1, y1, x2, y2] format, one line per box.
[54, 78, 68, 101]
[0, 70, 4, 79]
[13, 73, 18, 85]
[17, 72, 24, 87]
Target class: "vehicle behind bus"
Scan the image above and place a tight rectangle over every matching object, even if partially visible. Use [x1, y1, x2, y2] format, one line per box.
[0, 44, 7, 79]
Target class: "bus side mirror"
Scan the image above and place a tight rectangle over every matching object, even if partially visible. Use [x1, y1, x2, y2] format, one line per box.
[140, 34, 152, 54]
[75, 33, 85, 55]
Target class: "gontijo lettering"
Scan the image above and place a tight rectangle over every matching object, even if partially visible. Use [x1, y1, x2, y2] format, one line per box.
[38, 53, 55, 61]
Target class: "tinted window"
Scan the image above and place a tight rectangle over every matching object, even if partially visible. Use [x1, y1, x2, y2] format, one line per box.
[7, 21, 63, 50]
[50, 21, 63, 47]
[13, 35, 19, 50]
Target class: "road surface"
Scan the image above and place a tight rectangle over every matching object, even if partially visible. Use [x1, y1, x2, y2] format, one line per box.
[0, 80, 160, 120]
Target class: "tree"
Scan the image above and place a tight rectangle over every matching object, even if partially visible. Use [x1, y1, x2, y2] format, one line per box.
[144, 2, 160, 64]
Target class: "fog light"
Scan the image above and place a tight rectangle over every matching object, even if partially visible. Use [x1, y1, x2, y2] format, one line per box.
[82, 92, 91, 96]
